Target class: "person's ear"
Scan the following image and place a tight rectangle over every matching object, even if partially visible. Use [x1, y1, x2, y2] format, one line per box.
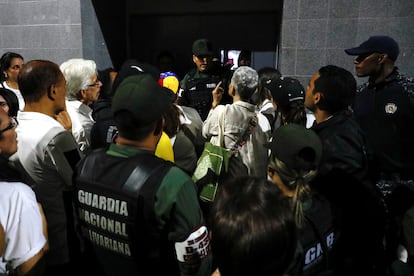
[268, 168, 274, 178]
[80, 89, 87, 99]
[378, 54, 387, 64]
[47, 84, 57, 101]
[313, 91, 321, 105]
[192, 55, 198, 64]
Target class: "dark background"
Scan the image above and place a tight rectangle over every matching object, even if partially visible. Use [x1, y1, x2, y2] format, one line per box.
[91, 0, 282, 77]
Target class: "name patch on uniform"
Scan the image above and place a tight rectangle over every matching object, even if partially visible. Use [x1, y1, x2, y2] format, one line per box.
[77, 189, 132, 257]
[78, 189, 128, 216]
[78, 208, 128, 237]
[81, 226, 132, 257]
[175, 226, 210, 263]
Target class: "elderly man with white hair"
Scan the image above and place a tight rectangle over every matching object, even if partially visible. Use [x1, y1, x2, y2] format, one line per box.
[60, 58, 101, 154]
[202, 66, 271, 179]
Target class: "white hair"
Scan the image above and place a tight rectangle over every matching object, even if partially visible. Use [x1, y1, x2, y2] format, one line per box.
[230, 66, 258, 100]
[60, 58, 97, 100]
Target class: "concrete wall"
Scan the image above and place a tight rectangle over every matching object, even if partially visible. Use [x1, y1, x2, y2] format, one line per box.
[80, 0, 112, 70]
[0, 0, 111, 69]
[0, 0, 412, 82]
[280, 0, 414, 85]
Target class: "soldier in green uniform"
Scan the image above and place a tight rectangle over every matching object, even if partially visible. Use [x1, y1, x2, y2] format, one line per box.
[73, 73, 212, 276]
[178, 38, 231, 121]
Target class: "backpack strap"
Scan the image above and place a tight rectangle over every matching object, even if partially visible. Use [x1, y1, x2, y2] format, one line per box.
[123, 157, 171, 194]
[230, 114, 257, 154]
[180, 124, 195, 143]
[80, 149, 172, 195]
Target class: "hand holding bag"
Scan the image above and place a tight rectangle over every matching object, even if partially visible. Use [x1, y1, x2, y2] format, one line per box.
[193, 106, 257, 203]
[193, 106, 230, 202]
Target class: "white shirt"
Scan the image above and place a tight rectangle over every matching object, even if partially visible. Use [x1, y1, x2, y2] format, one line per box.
[0, 182, 46, 272]
[203, 102, 271, 178]
[306, 108, 316, 129]
[2, 81, 24, 111]
[14, 111, 81, 265]
[66, 100, 95, 154]
[258, 98, 275, 117]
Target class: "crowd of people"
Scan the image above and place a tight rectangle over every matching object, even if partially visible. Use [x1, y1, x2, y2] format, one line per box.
[0, 34, 413, 276]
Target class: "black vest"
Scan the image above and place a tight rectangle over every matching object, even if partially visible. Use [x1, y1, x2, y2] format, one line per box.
[73, 149, 176, 276]
[90, 100, 117, 150]
[180, 71, 220, 121]
[289, 193, 337, 276]
[300, 194, 336, 276]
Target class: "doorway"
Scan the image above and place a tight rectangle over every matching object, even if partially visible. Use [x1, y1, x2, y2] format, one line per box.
[92, 0, 283, 76]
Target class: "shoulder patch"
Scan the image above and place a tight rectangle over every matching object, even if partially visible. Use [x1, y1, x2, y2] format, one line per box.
[385, 103, 398, 114]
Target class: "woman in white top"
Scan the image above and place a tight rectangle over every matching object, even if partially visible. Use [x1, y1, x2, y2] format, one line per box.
[0, 109, 48, 275]
[0, 183, 48, 275]
[0, 52, 25, 111]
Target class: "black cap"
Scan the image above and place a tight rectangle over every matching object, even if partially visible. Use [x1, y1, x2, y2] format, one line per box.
[345, 35, 399, 61]
[264, 76, 305, 110]
[266, 124, 322, 171]
[111, 59, 160, 96]
[192, 38, 213, 56]
[112, 74, 175, 125]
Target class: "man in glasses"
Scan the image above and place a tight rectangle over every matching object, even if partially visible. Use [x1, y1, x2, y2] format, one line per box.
[60, 58, 101, 155]
[178, 38, 230, 121]
[345, 35, 414, 270]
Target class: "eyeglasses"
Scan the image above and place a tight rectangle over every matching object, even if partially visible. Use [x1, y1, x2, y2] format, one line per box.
[0, 117, 18, 133]
[355, 53, 375, 63]
[87, 80, 102, 88]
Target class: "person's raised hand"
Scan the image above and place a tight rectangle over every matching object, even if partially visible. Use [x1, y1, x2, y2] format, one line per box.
[55, 110, 72, 132]
[212, 81, 224, 109]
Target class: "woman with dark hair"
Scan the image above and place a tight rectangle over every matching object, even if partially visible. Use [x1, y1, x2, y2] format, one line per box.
[0, 108, 48, 276]
[210, 176, 297, 276]
[264, 76, 315, 128]
[162, 100, 197, 175]
[0, 52, 24, 110]
[0, 88, 19, 117]
[254, 66, 281, 131]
